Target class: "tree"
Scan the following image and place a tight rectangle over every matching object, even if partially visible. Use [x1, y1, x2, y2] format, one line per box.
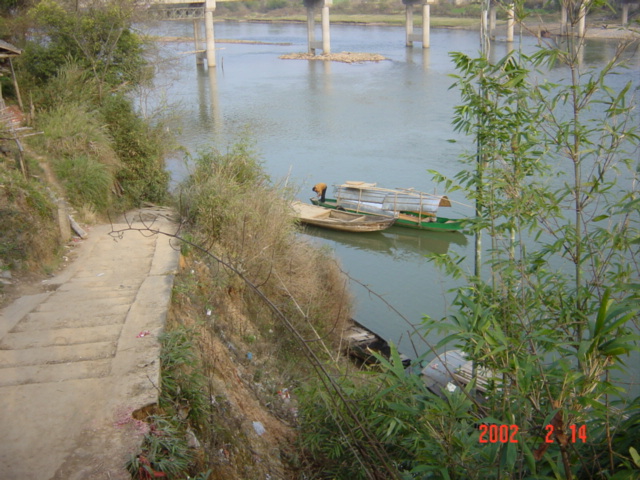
[297, 0, 640, 478]
[423, 0, 640, 476]
[22, 0, 148, 97]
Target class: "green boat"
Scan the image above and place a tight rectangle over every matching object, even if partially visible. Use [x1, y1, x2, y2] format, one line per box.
[311, 197, 464, 232]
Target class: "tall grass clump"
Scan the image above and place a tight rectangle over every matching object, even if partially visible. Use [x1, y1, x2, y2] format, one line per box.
[177, 140, 351, 354]
[34, 101, 119, 213]
[53, 155, 112, 212]
[161, 140, 356, 478]
[24, 62, 171, 214]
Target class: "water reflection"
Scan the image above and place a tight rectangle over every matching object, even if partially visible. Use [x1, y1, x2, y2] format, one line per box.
[196, 65, 222, 132]
[404, 45, 431, 70]
[299, 224, 468, 260]
[307, 59, 332, 93]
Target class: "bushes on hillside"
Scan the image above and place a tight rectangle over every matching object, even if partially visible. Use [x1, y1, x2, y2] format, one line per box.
[101, 93, 170, 208]
[0, 161, 59, 270]
[15, 2, 171, 216]
[22, 0, 147, 91]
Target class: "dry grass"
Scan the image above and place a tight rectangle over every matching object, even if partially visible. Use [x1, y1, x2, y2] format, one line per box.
[170, 146, 354, 477]
[169, 237, 352, 478]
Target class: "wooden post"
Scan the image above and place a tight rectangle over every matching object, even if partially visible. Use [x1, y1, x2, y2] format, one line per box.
[205, 0, 216, 68]
[8, 59, 22, 111]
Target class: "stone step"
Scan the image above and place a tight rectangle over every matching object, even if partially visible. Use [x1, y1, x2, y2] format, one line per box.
[0, 342, 116, 368]
[0, 324, 121, 350]
[10, 308, 129, 333]
[0, 358, 112, 387]
[55, 283, 139, 295]
[34, 297, 134, 314]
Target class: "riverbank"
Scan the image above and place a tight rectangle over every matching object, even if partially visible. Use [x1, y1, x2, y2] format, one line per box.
[212, 10, 639, 40]
[152, 12, 639, 65]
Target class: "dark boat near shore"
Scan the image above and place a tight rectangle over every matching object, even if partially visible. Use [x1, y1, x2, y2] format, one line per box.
[343, 320, 411, 367]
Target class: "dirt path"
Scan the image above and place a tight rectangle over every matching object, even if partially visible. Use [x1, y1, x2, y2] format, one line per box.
[0, 207, 180, 480]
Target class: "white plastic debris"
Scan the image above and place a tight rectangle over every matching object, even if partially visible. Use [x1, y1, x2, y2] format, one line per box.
[252, 421, 265, 436]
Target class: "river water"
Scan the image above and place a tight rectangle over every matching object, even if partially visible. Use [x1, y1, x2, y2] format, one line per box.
[141, 20, 639, 391]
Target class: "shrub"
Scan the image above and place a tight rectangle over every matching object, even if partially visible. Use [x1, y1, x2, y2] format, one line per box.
[53, 155, 112, 212]
[30, 62, 101, 113]
[101, 93, 170, 208]
[0, 162, 60, 270]
[23, 0, 147, 90]
[36, 102, 119, 169]
[266, 0, 288, 10]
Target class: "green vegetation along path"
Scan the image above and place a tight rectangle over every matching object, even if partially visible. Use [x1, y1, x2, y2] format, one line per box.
[0, 207, 180, 480]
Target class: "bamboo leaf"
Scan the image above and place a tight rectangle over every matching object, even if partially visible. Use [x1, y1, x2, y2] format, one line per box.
[630, 447, 640, 467]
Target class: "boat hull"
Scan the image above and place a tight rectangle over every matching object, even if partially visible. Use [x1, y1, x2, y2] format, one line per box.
[292, 201, 395, 233]
[311, 198, 463, 232]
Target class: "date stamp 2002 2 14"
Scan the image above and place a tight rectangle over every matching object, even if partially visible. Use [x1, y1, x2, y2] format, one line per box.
[478, 424, 587, 444]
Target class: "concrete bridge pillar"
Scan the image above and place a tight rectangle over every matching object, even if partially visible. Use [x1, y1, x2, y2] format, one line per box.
[506, 3, 514, 42]
[405, 1, 433, 48]
[489, 4, 497, 39]
[193, 19, 204, 65]
[307, 0, 331, 55]
[422, 3, 430, 48]
[205, 0, 216, 68]
[307, 6, 315, 54]
[322, 0, 331, 54]
[578, 2, 586, 37]
[622, 3, 630, 24]
[620, 3, 637, 25]
[405, 5, 414, 47]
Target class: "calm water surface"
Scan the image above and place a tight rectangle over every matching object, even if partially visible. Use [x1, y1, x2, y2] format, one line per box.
[143, 21, 639, 391]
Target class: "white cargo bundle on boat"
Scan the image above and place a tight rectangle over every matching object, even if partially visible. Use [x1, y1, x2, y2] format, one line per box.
[335, 181, 451, 217]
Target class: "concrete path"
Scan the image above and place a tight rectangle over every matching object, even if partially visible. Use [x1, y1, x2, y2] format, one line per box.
[0, 207, 180, 480]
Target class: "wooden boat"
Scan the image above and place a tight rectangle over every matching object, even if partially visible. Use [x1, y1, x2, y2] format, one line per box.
[311, 181, 465, 233]
[292, 201, 395, 233]
[343, 319, 411, 367]
[420, 349, 499, 398]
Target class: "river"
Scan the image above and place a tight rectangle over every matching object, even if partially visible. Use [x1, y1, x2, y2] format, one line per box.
[141, 19, 639, 392]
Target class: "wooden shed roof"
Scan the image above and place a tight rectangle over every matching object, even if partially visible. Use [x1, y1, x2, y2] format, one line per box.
[0, 40, 21, 58]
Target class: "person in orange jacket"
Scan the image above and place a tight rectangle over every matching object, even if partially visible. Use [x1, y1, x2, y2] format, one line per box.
[312, 182, 327, 203]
